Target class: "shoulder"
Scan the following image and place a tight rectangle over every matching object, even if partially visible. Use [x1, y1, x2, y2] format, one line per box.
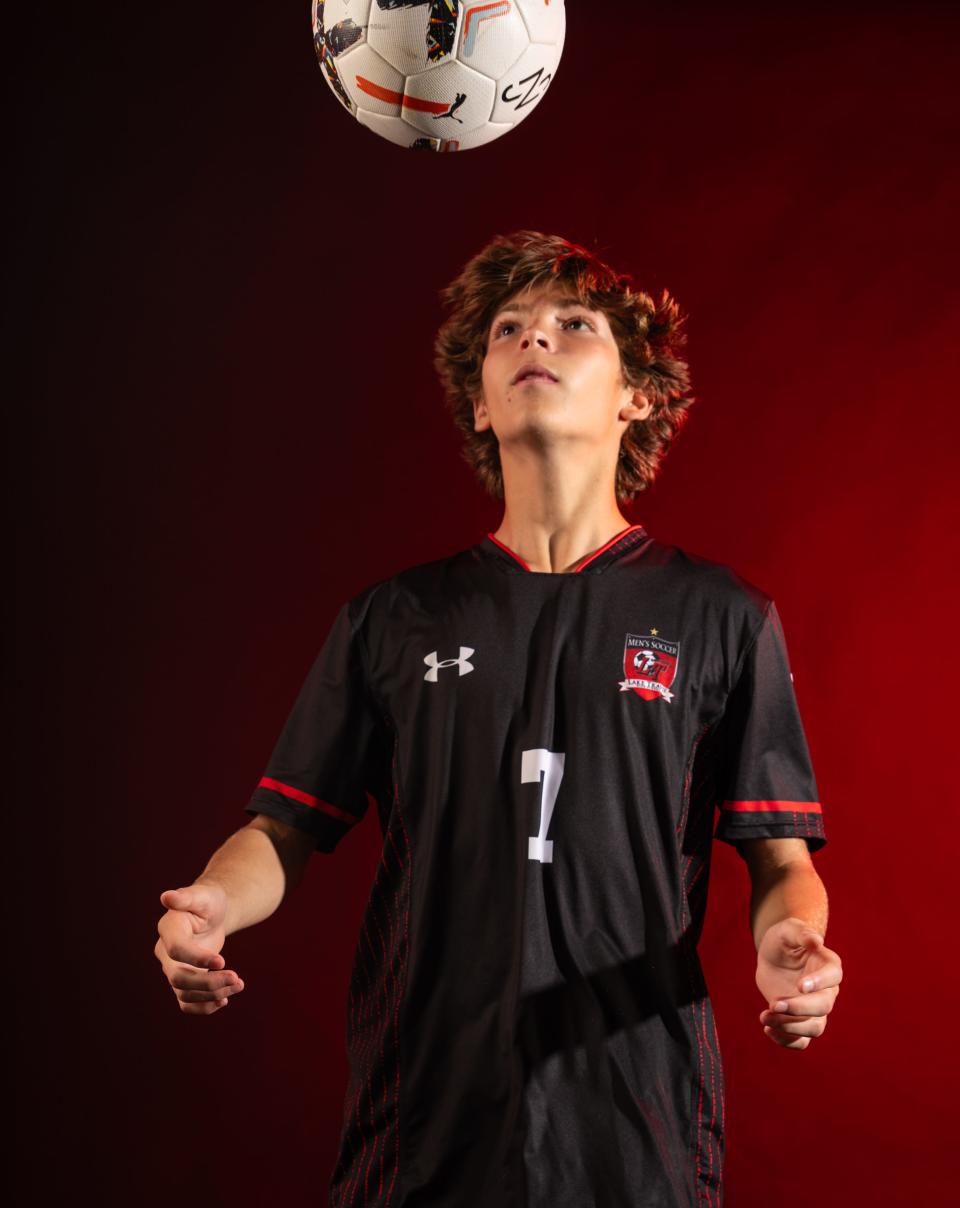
[640, 533, 774, 619]
[342, 542, 481, 627]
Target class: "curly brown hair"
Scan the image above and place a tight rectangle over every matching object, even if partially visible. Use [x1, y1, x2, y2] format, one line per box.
[433, 230, 695, 503]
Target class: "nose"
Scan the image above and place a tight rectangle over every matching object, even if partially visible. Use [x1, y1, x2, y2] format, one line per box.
[520, 326, 550, 350]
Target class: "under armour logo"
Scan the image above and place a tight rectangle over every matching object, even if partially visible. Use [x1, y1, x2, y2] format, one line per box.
[423, 647, 475, 681]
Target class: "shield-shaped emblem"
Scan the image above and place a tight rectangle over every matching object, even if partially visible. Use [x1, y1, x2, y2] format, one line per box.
[619, 634, 680, 702]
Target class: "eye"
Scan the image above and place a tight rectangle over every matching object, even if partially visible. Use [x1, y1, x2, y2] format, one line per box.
[493, 314, 593, 338]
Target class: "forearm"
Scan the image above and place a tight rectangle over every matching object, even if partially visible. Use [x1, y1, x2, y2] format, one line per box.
[749, 862, 829, 951]
[194, 826, 289, 936]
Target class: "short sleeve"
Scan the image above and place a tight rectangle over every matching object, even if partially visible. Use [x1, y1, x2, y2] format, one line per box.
[244, 600, 393, 853]
[713, 599, 827, 855]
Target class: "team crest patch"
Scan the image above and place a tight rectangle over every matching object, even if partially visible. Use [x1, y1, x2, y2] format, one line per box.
[619, 633, 680, 703]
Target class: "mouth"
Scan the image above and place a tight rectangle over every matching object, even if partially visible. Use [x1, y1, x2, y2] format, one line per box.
[512, 368, 559, 385]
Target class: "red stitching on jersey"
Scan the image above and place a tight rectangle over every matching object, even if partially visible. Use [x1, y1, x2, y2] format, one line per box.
[365, 875, 389, 1202]
[708, 1004, 719, 1200]
[331, 730, 409, 1207]
[381, 831, 402, 1206]
[344, 894, 377, 1205]
[257, 776, 359, 824]
[342, 731, 410, 1208]
[342, 878, 387, 1204]
[686, 860, 707, 894]
[376, 856, 398, 1205]
[384, 825, 405, 1207]
[346, 918, 372, 1206]
[692, 991, 706, 1201]
[347, 886, 383, 1205]
[387, 731, 411, 1207]
[705, 1003, 723, 1203]
[676, 719, 724, 1205]
[697, 999, 713, 1204]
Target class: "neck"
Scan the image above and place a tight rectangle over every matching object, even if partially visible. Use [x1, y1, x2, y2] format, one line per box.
[489, 437, 639, 572]
[491, 506, 636, 574]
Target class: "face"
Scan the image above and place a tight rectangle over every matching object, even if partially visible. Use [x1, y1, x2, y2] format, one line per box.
[473, 281, 651, 448]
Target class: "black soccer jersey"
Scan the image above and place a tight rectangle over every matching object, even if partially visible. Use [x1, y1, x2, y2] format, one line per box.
[245, 522, 826, 1208]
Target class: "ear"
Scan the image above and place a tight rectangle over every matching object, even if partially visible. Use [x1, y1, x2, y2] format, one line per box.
[473, 394, 491, 433]
[618, 387, 652, 424]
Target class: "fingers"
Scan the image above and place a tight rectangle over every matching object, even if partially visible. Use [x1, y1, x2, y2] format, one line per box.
[178, 998, 229, 1016]
[794, 956, 844, 995]
[170, 966, 245, 1002]
[164, 937, 226, 970]
[769, 982, 840, 1019]
[166, 964, 246, 1015]
[157, 920, 225, 970]
[755, 928, 843, 1050]
[154, 932, 243, 1016]
[763, 1024, 813, 1050]
[760, 1007, 828, 1038]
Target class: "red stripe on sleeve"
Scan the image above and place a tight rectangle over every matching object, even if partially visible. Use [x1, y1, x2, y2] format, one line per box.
[258, 777, 358, 824]
[721, 799, 823, 814]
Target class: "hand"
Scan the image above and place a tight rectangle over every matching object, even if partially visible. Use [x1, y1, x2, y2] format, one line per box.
[754, 917, 842, 1049]
[155, 883, 245, 1015]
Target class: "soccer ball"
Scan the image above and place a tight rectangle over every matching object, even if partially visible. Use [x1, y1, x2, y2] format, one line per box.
[312, 1, 566, 151]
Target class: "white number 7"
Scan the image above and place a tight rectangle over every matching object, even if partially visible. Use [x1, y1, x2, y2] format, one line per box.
[522, 747, 565, 863]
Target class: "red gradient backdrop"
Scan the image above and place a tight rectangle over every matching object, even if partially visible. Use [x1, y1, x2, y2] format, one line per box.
[11, 3, 959, 1205]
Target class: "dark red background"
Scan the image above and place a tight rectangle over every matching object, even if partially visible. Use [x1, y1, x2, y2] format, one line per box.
[12, 3, 958, 1204]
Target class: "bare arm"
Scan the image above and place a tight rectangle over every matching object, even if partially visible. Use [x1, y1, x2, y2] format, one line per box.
[740, 836, 828, 951]
[196, 815, 316, 935]
[741, 837, 842, 1050]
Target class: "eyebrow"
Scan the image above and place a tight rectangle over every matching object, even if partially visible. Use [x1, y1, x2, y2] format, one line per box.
[491, 297, 590, 322]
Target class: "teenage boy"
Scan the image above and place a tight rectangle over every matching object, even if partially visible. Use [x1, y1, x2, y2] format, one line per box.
[156, 230, 842, 1207]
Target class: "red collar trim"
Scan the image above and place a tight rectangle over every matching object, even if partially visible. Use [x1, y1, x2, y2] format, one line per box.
[484, 524, 645, 573]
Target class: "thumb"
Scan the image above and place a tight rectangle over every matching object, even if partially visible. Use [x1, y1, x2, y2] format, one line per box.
[158, 888, 225, 970]
[160, 887, 206, 913]
[784, 920, 824, 947]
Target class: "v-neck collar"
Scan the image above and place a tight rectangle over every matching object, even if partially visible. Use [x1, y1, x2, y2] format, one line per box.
[480, 523, 649, 576]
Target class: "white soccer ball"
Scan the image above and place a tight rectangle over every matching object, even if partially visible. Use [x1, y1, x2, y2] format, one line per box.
[312, 1, 566, 151]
